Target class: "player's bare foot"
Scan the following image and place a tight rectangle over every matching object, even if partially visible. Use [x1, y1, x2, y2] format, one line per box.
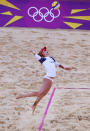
[32, 104, 36, 115]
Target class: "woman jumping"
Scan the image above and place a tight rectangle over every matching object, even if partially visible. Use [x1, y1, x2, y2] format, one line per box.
[16, 47, 72, 114]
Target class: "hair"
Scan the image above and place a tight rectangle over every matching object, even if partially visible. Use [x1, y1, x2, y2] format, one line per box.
[38, 52, 45, 57]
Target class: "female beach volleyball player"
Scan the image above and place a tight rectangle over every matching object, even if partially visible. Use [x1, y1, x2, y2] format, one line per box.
[16, 47, 72, 114]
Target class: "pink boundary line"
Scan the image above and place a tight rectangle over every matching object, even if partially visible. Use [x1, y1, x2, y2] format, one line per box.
[39, 86, 90, 131]
[56, 87, 90, 90]
[39, 88, 56, 131]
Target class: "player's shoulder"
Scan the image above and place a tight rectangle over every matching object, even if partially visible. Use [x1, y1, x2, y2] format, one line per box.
[50, 56, 56, 62]
[39, 57, 46, 64]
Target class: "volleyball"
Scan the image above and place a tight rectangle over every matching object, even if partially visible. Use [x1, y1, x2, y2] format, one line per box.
[52, 1, 60, 10]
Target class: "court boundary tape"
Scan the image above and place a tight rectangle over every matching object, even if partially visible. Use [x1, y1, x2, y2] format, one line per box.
[39, 86, 90, 130]
[56, 87, 90, 90]
[39, 88, 56, 131]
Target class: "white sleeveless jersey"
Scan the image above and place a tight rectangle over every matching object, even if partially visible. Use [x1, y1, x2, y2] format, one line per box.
[35, 54, 60, 77]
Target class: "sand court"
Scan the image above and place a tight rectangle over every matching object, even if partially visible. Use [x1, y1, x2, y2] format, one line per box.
[0, 28, 90, 131]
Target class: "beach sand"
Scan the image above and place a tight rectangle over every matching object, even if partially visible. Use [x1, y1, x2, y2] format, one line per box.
[0, 28, 90, 131]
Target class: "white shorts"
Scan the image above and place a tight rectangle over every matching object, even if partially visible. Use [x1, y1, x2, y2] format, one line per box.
[44, 75, 54, 82]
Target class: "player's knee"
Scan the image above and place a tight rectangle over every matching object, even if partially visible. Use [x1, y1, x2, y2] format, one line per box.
[38, 90, 47, 97]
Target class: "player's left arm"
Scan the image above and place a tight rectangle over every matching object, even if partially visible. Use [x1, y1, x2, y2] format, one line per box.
[55, 61, 74, 71]
[59, 64, 72, 71]
[52, 57, 76, 71]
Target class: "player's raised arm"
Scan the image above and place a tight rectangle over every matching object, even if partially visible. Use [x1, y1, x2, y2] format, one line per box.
[30, 49, 41, 60]
[30, 49, 36, 55]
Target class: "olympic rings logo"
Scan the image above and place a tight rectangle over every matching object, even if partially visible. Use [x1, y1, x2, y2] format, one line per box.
[27, 7, 60, 23]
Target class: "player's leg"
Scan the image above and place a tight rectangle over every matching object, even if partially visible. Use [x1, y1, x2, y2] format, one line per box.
[16, 91, 39, 99]
[32, 78, 52, 114]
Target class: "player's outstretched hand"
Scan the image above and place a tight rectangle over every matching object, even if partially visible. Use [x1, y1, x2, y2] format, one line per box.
[64, 67, 77, 71]
[64, 67, 72, 71]
[30, 49, 36, 55]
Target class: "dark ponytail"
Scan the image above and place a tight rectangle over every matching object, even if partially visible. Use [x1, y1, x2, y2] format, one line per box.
[38, 52, 45, 57]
